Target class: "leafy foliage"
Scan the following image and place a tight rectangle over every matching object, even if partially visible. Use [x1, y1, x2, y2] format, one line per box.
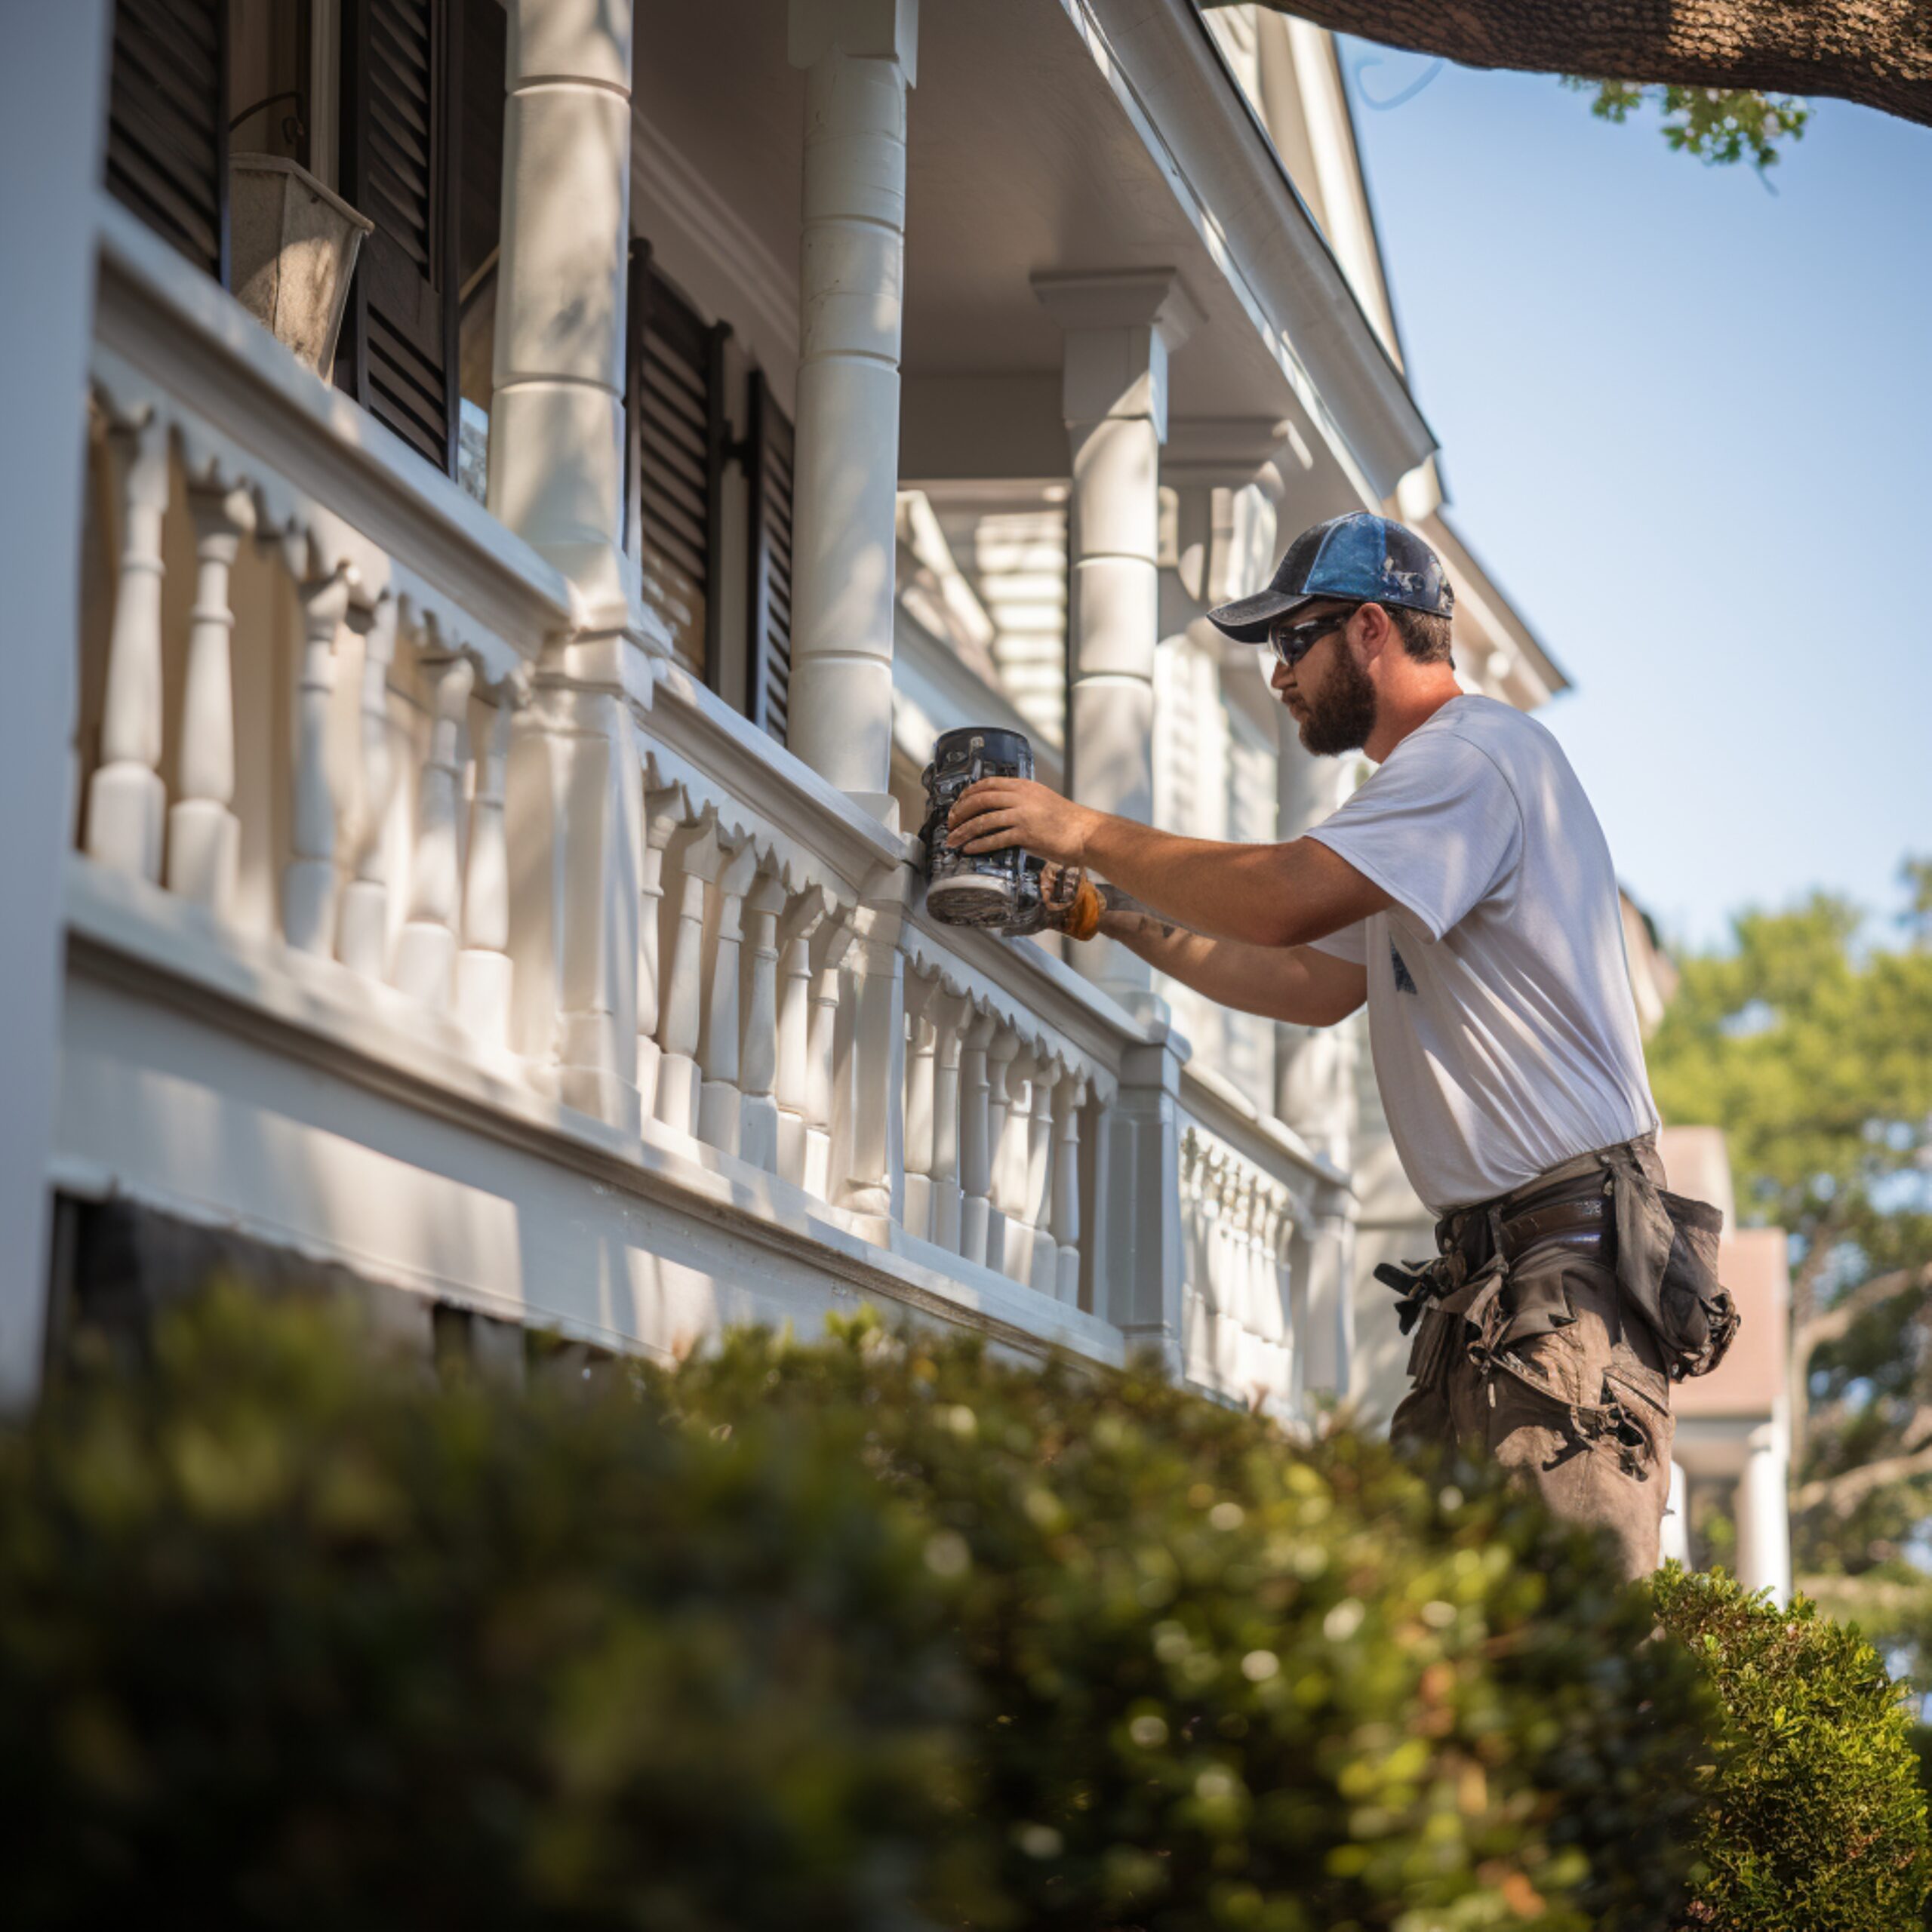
[1653, 1565, 1931, 1930]
[1646, 863, 1932, 1677]
[1562, 79, 1808, 171]
[0, 1287, 1718, 1930]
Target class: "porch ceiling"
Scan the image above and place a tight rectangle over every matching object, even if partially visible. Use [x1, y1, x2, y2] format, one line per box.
[631, 0, 1393, 497]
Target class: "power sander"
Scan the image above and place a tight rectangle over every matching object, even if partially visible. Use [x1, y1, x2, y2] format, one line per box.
[917, 727, 1188, 943]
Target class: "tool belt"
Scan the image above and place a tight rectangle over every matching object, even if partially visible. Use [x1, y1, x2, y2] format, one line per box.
[1376, 1134, 1740, 1386]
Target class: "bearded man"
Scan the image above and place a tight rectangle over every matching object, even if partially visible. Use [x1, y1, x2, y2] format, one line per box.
[945, 512, 1734, 1581]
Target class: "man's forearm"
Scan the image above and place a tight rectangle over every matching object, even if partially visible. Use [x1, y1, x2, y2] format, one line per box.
[1100, 910, 1360, 1026]
[1083, 815, 1317, 947]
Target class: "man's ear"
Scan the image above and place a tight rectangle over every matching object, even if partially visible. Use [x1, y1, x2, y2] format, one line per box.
[1353, 601, 1394, 663]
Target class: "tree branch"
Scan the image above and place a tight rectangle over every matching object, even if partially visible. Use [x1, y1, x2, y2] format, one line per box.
[1793, 1438, 1932, 1515]
[1795, 1262, 1932, 1367]
[1243, 0, 1932, 129]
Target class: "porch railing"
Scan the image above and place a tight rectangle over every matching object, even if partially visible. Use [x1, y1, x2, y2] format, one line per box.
[65, 197, 1349, 1404]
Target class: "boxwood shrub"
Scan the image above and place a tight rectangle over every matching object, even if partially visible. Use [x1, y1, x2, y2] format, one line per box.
[0, 1289, 1718, 1929]
[1652, 1564, 1930, 1930]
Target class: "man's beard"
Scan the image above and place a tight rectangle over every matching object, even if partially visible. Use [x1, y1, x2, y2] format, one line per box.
[1297, 647, 1377, 756]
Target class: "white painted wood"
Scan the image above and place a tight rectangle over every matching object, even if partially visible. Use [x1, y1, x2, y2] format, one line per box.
[284, 569, 351, 955]
[697, 842, 759, 1155]
[738, 870, 790, 1174]
[925, 984, 971, 1254]
[1052, 1072, 1084, 1305]
[803, 912, 854, 1199]
[775, 888, 834, 1188]
[957, 1010, 996, 1266]
[167, 481, 254, 914]
[336, 596, 400, 979]
[392, 654, 475, 1006]
[783, 0, 918, 815]
[456, 700, 515, 1048]
[1024, 1060, 1060, 1297]
[636, 789, 677, 1119]
[842, 922, 906, 1221]
[488, 0, 635, 623]
[901, 991, 937, 1243]
[87, 415, 172, 884]
[654, 816, 719, 1137]
[0, 0, 111, 1404]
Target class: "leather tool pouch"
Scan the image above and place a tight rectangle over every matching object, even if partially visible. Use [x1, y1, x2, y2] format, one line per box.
[1606, 1156, 1740, 1379]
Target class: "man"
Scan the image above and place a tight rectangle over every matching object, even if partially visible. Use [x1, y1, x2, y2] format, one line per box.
[946, 512, 1733, 1580]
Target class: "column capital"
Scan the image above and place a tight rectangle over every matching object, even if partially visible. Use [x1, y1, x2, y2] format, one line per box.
[789, 0, 918, 80]
[1030, 269, 1201, 346]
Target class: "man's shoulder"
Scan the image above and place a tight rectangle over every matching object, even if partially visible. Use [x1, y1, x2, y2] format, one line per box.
[1426, 694, 1565, 774]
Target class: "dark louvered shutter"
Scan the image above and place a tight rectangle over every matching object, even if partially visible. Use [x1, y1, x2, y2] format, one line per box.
[105, 0, 229, 282]
[742, 371, 795, 749]
[338, 0, 461, 474]
[625, 242, 730, 685]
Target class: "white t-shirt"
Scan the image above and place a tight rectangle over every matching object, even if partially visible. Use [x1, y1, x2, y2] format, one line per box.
[1306, 694, 1657, 1214]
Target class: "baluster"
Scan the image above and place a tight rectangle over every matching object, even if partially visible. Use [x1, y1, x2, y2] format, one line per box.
[1024, 1056, 1062, 1297]
[167, 479, 254, 912]
[958, 1009, 997, 1266]
[738, 868, 790, 1172]
[774, 887, 832, 1186]
[392, 654, 475, 1006]
[697, 841, 758, 1155]
[1051, 1072, 1086, 1306]
[87, 414, 171, 882]
[1235, 1168, 1262, 1400]
[999, 1048, 1040, 1284]
[925, 983, 972, 1253]
[842, 918, 906, 1223]
[654, 814, 719, 1135]
[1179, 1132, 1208, 1377]
[457, 697, 515, 1048]
[636, 789, 677, 1118]
[802, 909, 854, 1199]
[283, 568, 352, 955]
[336, 596, 399, 977]
[1262, 1187, 1291, 1402]
[1215, 1159, 1244, 1390]
[901, 971, 938, 1241]
[982, 1026, 1021, 1270]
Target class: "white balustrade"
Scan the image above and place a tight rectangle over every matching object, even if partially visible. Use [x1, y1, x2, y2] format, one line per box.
[653, 813, 719, 1136]
[803, 909, 855, 1199]
[843, 918, 906, 1221]
[284, 568, 352, 957]
[958, 1009, 998, 1266]
[166, 479, 253, 913]
[925, 983, 973, 1254]
[1051, 1069, 1086, 1305]
[87, 414, 171, 883]
[902, 972, 939, 1241]
[774, 885, 835, 1188]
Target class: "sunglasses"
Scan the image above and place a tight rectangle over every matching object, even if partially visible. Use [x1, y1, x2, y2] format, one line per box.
[1266, 606, 1358, 669]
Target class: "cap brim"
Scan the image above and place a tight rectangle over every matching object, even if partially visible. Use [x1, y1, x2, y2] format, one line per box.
[1204, 586, 1316, 645]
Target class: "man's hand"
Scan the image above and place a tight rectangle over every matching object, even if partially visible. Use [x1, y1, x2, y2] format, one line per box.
[946, 777, 1101, 867]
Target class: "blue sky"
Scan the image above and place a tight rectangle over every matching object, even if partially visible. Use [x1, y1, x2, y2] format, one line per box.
[1338, 43, 1932, 951]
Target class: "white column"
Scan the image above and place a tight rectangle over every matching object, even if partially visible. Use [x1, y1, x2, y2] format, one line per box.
[168, 481, 254, 915]
[983, 1026, 1021, 1269]
[783, 0, 918, 821]
[86, 415, 172, 884]
[488, 0, 635, 621]
[392, 655, 476, 1006]
[1660, 1460, 1691, 1568]
[0, 0, 112, 1404]
[1034, 269, 1197, 1006]
[457, 700, 515, 1048]
[284, 570, 352, 956]
[337, 597, 401, 980]
[1734, 1423, 1792, 1604]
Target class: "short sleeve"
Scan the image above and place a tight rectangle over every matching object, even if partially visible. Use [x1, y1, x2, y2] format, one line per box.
[1309, 920, 1367, 964]
[1305, 731, 1521, 941]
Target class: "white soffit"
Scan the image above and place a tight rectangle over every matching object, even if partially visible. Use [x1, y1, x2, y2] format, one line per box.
[1063, 0, 1438, 498]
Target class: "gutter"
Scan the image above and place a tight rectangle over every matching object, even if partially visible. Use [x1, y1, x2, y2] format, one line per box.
[1069, 0, 1438, 497]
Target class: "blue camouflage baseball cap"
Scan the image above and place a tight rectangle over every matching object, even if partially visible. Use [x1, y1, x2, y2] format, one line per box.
[1205, 512, 1454, 643]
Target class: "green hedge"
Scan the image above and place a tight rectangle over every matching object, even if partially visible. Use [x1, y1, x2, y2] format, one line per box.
[1653, 1565, 1930, 1931]
[0, 1289, 1721, 1928]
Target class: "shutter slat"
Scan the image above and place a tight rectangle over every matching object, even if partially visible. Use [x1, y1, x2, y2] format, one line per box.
[339, 0, 460, 475]
[742, 368, 794, 749]
[106, 0, 226, 281]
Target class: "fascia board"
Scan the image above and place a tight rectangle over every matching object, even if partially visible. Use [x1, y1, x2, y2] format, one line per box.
[1064, 0, 1437, 498]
